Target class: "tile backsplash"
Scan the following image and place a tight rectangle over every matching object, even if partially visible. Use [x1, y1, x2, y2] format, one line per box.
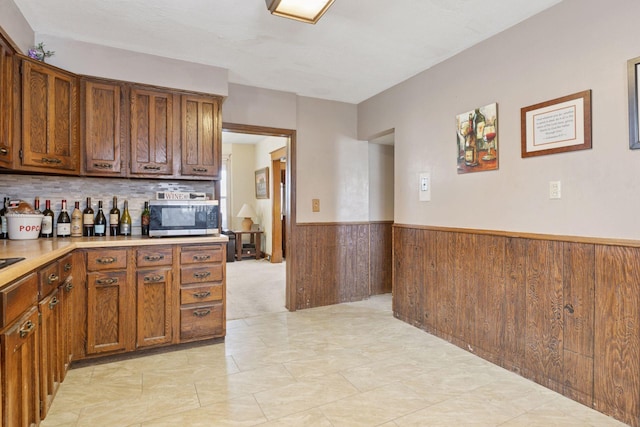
[2, 174, 214, 235]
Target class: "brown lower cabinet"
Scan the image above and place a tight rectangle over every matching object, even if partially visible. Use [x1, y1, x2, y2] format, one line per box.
[0, 240, 225, 426]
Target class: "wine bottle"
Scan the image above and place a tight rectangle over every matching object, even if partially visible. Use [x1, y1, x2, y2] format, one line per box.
[474, 108, 486, 143]
[41, 200, 54, 238]
[33, 197, 41, 214]
[95, 200, 106, 236]
[120, 200, 131, 236]
[0, 197, 8, 240]
[109, 196, 120, 236]
[141, 201, 150, 236]
[71, 201, 83, 237]
[83, 197, 95, 237]
[56, 200, 71, 238]
[464, 112, 478, 167]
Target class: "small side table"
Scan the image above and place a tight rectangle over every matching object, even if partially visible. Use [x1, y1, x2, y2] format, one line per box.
[234, 230, 263, 260]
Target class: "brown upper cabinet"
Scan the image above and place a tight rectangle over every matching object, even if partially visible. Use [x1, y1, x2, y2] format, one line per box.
[0, 36, 14, 169]
[21, 57, 80, 174]
[130, 86, 178, 177]
[81, 78, 125, 177]
[181, 94, 221, 179]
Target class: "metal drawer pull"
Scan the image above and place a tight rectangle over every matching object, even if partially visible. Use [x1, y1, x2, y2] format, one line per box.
[144, 274, 164, 283]
[144, 255, 165, 262]
[47, 273, 59, 284]
[49, 296, 59, 310]
[193, 271, 211, 279]
[96, 257, 117, 264]
[192, 167, 208, 173]
[93, 163, 113, 169]
[96, 277, 118, 285]
[193, 255, 210, 262]
[19, 320, 35, 338]
[193, 309, 211, 317]
[65, 281, 74, 292]
[64, 263, 72, 272]
[0, 147, 7, 155]
[193, 291, 211, 299]
[41, 157, 62, 164]
[143, 165, 161, 170]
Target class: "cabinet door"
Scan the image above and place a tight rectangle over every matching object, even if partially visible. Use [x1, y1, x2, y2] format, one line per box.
[2, 306, 40, 427]
[136, 268, 173, 347]
[82, 79, 124, 176]
[21, 58, 79, 173]
[130, 87, 175, 176]
[86, 271, 132, 354]
[39, 288, 63, 419]
[0, 37, 14, 168]
[181, 94, 221, 178]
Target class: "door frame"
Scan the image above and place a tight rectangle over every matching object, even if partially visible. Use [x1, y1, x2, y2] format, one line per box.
[270, 146, 287, 263]
[222, 122, 297, 311]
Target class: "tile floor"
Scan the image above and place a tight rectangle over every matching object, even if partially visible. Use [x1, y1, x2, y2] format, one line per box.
[41, 261, 628, 426]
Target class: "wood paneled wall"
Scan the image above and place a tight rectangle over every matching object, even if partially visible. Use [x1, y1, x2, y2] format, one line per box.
[393, 224, 640, 427]
[292, 222, 392, 309]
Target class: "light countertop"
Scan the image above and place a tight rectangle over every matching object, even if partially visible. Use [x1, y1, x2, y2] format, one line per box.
[0, 235, 228, 285]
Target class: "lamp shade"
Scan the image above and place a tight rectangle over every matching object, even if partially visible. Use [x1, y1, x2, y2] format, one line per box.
[237, 203, 257, 232]
[265, 0, 335, 24]
[236, 203, 257, 218]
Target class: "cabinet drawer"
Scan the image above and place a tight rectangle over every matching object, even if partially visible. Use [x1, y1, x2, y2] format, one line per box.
[137, 246, 173, 268]
[180, 245, 223, 265]
[4, 306, 39, 351]
[87, 271, 127, 287]
[39, 261, 61, 298]
[59, 253, 74, 283]
[0, 273, 38, 328]
[180, 303, 222, 340]
[180, 265, 223, 285]
[180, 284, 223, 305]
[87, 249, 128, 271]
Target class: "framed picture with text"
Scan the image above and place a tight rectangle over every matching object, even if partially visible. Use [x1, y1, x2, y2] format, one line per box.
[521, 90, 592, 158]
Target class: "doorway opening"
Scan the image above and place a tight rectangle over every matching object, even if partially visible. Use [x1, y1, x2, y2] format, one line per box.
[222, 123, 297, 313]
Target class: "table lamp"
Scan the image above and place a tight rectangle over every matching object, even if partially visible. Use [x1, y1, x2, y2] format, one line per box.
[237, 203, 257, 231]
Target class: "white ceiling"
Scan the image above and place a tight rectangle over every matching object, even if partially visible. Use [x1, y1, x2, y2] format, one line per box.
[14, 0, 562, 104]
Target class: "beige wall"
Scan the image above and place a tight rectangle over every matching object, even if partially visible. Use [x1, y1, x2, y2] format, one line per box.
[358, 0, 640, 240]
[368, 143, 394, 222]
[0, 0, 32, 52]
[229, 144, 255, 232]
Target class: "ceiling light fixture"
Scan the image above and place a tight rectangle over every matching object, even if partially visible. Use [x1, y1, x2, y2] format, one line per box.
[265, 0, 335, 24]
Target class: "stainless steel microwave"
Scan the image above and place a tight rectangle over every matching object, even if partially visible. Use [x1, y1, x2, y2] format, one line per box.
[149, 200, 219, 237]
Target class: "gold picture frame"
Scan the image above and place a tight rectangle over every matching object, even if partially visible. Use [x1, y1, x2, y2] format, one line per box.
[255, 167, 269, 199]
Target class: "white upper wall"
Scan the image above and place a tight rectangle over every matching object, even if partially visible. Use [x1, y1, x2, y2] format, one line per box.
[36, 34, 228, 96]
[222, 83, 297, 130]
[358, 0, 640, 240]
[0, 0, 33, 52]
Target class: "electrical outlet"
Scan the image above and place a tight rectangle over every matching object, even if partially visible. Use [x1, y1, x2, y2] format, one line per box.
[549, 181, 561, 199]
[312, 199, 320, 212]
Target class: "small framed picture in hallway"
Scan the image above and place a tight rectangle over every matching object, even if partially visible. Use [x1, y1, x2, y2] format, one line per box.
[255, 167, 270, 199]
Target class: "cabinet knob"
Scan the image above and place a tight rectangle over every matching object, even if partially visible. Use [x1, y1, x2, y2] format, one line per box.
[563, 303, 575, 314]
[93, 163, 113, 169]
[144, 274, 164, 283]
[19, 320, 35, 338]
[0, 147, 7, 155]
[41, 157, 62, 164]
[193, 255, 210, 262]
[193, 291, 211, 299]
[193, 309, 211, 318]
[144, 255, 165, 262]
[49, 296, 59, 310]
[193, 271, 211, 279]
[192, 167, 208, 173]
[65, 281, 74, 292]
[96, 277, 118, 286]
[143, 165, 161, 170]
[47, 273, 59, 284]
[96, 257, 117, 264]
[64, 263, 72, 272]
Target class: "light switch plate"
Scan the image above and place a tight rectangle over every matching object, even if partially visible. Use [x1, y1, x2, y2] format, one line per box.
[419, 172, 431, 202]
[549, 181, 561, 199]
[312, 198, 320, 212]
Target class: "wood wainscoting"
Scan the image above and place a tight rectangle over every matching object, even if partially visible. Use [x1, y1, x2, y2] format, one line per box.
[292, 221, 392, 309]
[393, 224, 640, 427]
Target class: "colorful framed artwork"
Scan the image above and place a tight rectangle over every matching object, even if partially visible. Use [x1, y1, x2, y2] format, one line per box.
[456, 103, 498, 174]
